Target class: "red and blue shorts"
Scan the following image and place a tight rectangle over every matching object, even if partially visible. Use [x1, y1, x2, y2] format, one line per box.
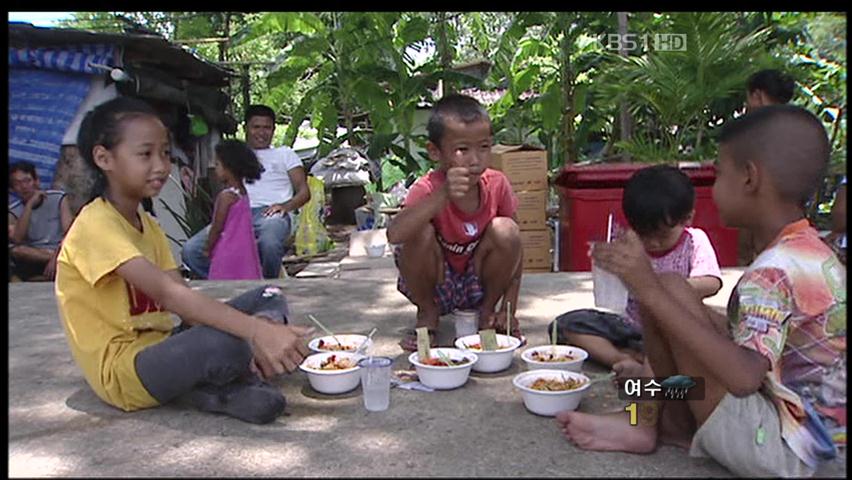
[394, 246, 484, 316]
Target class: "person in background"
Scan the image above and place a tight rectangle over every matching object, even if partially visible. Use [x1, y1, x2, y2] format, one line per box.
[9, 161, 73, 281]
[745, 69, 795, 112]
[204, 140, 264, 280]
[182, 105, 310, 279]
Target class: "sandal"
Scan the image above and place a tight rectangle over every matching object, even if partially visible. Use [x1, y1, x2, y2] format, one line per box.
[399, 327, 438, 352]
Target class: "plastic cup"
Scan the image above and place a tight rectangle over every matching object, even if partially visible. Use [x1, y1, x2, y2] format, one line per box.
[453, 310, 478, 338]
[358, 356, 392, 412]
[592, 263, 629, 314]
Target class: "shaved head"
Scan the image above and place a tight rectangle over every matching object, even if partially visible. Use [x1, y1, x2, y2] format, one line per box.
[718, 105, 829, 206]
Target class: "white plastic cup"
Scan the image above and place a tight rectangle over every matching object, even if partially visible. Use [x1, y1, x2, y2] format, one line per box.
[592, 263, 629, 315]
[453, 310, 478, 338]
[358, 357, 392, 412]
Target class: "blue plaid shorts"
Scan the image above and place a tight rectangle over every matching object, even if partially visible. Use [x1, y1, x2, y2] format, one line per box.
[394, 246, 484, 316]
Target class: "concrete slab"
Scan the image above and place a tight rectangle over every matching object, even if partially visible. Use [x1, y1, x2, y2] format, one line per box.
[8, 271, 846, 477]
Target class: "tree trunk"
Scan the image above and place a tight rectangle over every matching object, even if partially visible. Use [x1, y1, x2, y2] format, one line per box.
[560, 16, 575, 166]
[219, 12, 231, 62]
[241, 64, 251, 117]
[437, 12, 454, 96]
[617, 12, 632, 162]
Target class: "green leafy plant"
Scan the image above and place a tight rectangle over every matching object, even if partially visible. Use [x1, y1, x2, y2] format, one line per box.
[158, 174, 214, 247]
[599, 12, 773, 163]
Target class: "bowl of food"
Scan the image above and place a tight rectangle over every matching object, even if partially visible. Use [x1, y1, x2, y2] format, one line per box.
[512, 369, 591, 416]
[299, 351, 363, 394]
[455, 334, 522, 373]
[408, 348, 478, 390]
[365, 243, 386, 258]
[521, 345, 588, 372]
[308, 334, 372, 354]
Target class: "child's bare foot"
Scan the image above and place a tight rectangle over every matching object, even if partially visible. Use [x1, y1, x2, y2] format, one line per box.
[554, 410, 657, 453]
[399, 306, 440, 352]
[479, 310, 527, 345]
[612, 357, 646, 379]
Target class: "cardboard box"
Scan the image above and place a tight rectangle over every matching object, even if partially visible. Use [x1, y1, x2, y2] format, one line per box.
[491, 144, 548, 191]
[520, 229, 552, 271]
[515, 189, 547, 230]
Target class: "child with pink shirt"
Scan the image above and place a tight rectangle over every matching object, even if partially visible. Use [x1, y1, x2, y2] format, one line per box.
[205, 140, 264, 280]
[552, 165, 723, 378]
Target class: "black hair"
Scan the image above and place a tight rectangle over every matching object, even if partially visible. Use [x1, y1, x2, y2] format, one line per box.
[9, 161, 38, 181]
[426, 93, 491, 146]
[718, 104, 829, 207]
[77, 96, 161, 203]
[244, 104, 276, 124]
[623, 165, 695, 236]
[214, 139, 264, 184]
[747, 69, 795, 104]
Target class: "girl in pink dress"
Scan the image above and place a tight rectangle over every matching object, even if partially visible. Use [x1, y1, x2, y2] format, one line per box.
[205, 140, 264, 280]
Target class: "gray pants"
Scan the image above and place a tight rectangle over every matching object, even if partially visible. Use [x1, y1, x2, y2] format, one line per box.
[135, 285, 290, 424]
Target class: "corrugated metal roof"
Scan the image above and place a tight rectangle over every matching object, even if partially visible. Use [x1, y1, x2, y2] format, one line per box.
[8, 23, 234, 87]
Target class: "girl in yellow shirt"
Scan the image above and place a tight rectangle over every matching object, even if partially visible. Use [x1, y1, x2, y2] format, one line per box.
[55, 97, 313, 424]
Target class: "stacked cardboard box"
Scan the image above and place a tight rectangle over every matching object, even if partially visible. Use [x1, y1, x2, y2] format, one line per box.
[491, 144, 552, 272]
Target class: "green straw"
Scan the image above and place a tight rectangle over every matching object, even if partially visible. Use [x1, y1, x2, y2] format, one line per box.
[506, 302, 512, 338]
[551, 319, 558, 346]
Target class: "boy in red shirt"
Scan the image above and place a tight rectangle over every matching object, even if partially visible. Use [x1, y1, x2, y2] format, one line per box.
[387, 94, 523, 351]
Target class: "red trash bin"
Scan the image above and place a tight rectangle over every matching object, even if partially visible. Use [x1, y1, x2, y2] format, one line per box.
[554, 162, 739, 271]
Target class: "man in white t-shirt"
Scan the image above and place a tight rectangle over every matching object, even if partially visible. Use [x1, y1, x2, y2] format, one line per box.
[181, 105, 311, 278]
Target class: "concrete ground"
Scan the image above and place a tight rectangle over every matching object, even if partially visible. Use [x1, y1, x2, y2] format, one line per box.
[8, 265, 846, 477]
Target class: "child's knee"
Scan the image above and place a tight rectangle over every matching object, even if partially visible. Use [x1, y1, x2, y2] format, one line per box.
[403, 223, 437, 249]
[197, 326, 253, 367]
[487, 217, 521, 248]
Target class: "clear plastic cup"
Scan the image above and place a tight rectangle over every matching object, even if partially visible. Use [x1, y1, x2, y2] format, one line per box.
[358, 356, 392, 412]
[453, 310, 479, 338]
[592, 262, 629, 314]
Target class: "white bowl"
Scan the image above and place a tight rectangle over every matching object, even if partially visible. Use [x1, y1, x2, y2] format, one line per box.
[454, 334, 521, 373]
[308, 334, 373, 354]
[521, 344, 588, 372]
[365, 244, 386, 257]
[299, 351, 363, 394]
[408, 348, 478, 390]
[513, 369, 591, 416]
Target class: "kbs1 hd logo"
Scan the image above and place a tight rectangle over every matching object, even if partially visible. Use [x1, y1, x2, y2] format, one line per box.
[600, 33, 687, 52]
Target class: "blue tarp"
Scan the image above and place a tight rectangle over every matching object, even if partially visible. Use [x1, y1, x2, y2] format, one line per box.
[8, 69, 91, 187]
[8, 44, 115, 75]
[7, 44, 116, 187]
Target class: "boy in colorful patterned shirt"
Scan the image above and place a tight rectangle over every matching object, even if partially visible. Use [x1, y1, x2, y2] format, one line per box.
[557, 105, 845, 477]
[387, 94, 522, 351]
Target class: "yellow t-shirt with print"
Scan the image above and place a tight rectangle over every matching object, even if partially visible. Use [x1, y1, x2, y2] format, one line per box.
[55, 198, 178, 411]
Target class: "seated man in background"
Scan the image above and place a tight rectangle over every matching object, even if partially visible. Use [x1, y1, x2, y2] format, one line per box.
[182, 105, 311, 279]
[9, 161, 73, 281]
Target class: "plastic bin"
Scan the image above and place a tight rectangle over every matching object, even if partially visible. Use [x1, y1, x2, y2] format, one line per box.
[555, 163, 738, 271]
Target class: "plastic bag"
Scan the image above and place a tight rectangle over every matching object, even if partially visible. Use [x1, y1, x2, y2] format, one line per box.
[294, 176, 332, 256]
